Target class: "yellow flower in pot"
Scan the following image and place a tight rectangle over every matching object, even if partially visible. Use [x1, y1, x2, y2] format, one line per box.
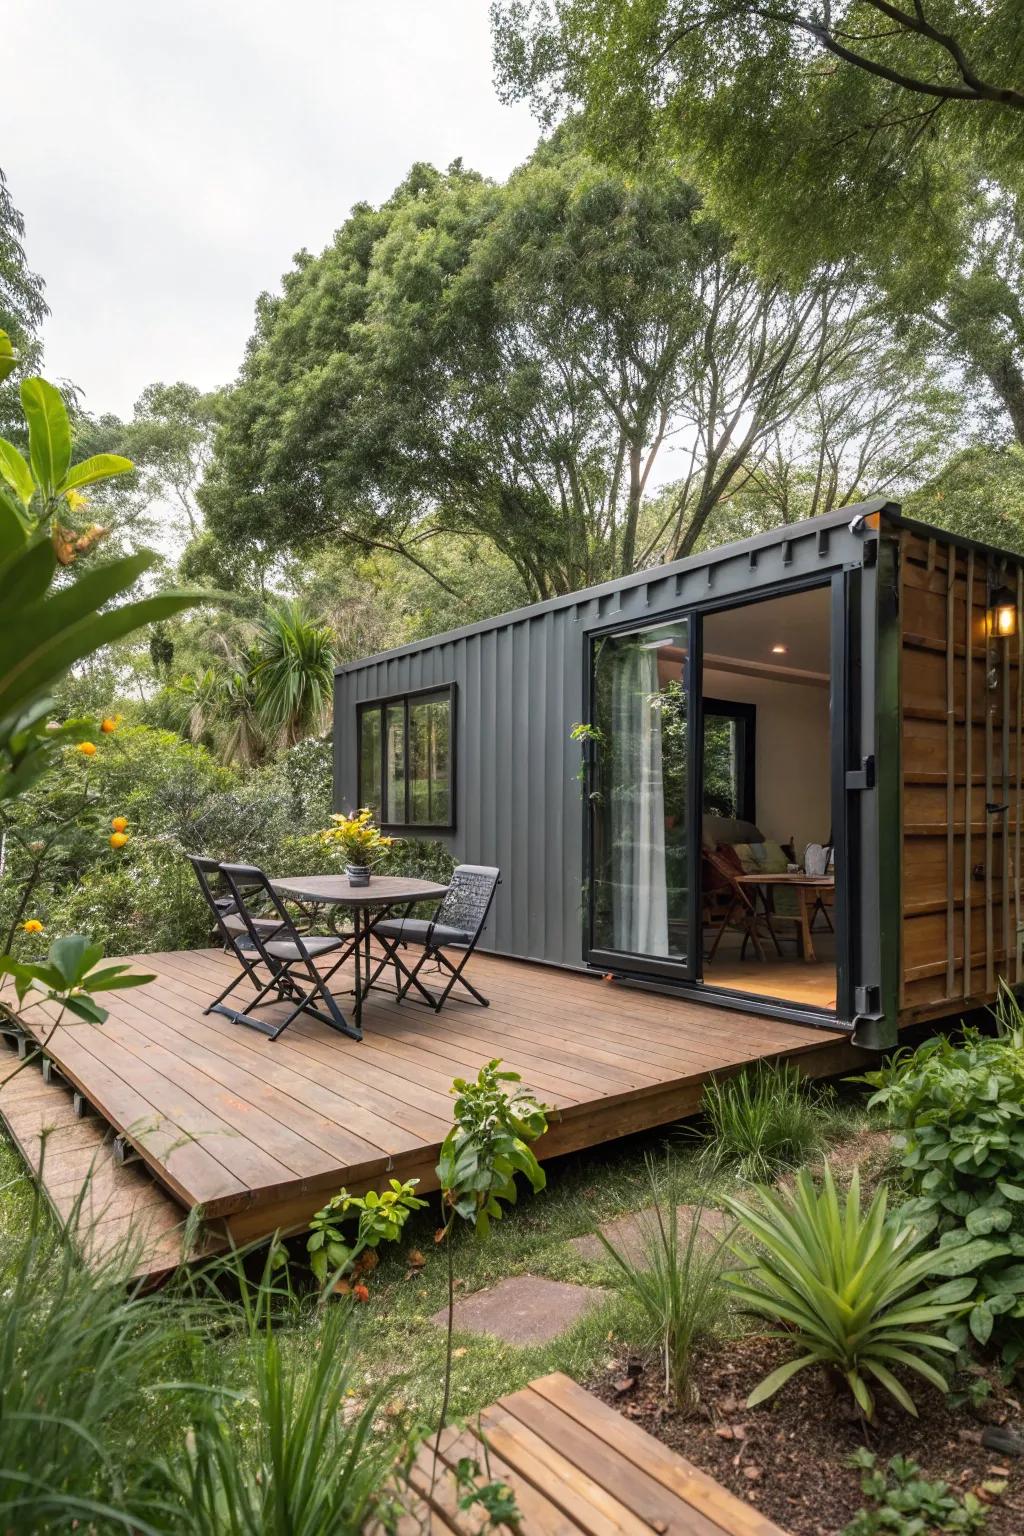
[321, 808, 397, 886]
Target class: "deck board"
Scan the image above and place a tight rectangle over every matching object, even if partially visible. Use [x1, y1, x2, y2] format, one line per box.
[0, 1036, 214, 1279]
[401, 1372, 789, 1535]
[6, 947, 859, 1256]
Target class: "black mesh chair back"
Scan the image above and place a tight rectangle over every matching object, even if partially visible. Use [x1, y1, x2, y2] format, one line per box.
[427, 865, 500, 950]
[368, 863, 500, 1012]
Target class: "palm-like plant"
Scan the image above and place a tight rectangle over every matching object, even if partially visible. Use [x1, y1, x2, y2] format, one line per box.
[722, 1163, 970, 1421]
[251, 600, 335, 749]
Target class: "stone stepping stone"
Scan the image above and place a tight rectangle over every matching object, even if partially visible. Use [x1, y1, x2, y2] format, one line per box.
[430, 1274, 605, 1347]
[568, 1204, 733, 1268]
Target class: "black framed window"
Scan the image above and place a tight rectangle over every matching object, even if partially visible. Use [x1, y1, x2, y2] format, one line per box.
[357, 685, 454, 828]
[702, 698, 756, 823]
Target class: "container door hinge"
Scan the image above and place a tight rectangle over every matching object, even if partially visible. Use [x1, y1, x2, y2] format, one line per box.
[845, 755, 875, 791]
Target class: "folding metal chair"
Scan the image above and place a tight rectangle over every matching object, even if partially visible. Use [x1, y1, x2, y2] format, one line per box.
[214, 863, 360, 1040]
[367, 864, 499, 1012]
[187, 854, 290, 1018]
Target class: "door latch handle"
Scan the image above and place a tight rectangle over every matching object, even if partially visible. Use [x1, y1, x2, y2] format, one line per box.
[845, 755, 875, 791]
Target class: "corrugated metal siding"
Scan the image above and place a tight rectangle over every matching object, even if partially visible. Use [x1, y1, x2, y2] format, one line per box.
[334, 508, 882, 969]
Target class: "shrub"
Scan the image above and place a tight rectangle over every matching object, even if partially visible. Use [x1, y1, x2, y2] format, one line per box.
[42, 838, 211, 955]
[723, 1164, 968, 1420]
[857, 1009, 1024, 1365]
[700, 1061, 833, 1181]
[598, 1157, 729, 1407]
[842, 1448, 996, 1535]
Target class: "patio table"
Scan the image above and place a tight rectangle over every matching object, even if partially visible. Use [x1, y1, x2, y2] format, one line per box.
[269, 874, 449, 1037]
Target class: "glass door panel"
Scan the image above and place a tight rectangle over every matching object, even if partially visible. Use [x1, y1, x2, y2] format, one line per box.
[589, 618, 693, 973]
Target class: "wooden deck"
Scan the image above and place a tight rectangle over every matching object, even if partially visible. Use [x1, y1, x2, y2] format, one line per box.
[2, 947, 860, 1267]
[0, 1038, 215, 1275]
[400, 1371, 787, 1534]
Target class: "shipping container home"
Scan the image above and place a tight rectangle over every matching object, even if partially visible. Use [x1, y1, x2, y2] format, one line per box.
[333, 500, 1024, 1050]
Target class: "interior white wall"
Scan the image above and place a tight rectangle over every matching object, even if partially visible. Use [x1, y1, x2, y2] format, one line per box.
[701, 667, 832, 859]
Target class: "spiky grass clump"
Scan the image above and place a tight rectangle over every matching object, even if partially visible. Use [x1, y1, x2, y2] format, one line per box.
[598, 1155, 730, 1408]
[701, 1062, 834, 1182]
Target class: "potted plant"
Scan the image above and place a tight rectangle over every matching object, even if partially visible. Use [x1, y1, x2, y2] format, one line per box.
[322, 807, 395, 886]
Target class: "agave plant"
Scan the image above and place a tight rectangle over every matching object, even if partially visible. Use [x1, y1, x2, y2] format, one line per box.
[722, 1163, 971, 1421]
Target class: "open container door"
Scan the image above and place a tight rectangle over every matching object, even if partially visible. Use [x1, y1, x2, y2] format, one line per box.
[585, 614, 701, 983]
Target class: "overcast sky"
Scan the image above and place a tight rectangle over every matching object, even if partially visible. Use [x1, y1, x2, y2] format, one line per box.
[4, 1, 539, 420]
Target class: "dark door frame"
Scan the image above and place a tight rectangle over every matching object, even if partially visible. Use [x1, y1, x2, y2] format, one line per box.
[583, 611, 701, 984]
[582, 571, 855, 1028]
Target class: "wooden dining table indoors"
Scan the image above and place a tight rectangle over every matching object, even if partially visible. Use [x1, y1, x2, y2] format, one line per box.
[269, 874, 449, 1036]
[733, 871, 834, 963]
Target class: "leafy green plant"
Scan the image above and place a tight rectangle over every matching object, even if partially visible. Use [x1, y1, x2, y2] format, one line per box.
[434, 1061, 548, 1467]
[569, 720, 605, 792]
[723, 1164, 968, 1421]
[0, 337, 200, 802]
[842, 1448, 998, 1535]
[856, 1010, 1024, 1364]
[701, 1061, 833, 1181]
[0, 1179, 204, 1534]
[598, 1156, 730, 1407]
[306, 1178, 427, 1287]
[437, 1060, 548, 1240]
[451, 1454, 522, 1528]
[250, 599, 335, 749]
[0, 934, 153, 1030]
[165, 1299, 396, 1536]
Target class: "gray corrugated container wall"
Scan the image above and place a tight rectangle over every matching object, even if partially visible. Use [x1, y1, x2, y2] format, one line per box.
[333, 500, 886, 972]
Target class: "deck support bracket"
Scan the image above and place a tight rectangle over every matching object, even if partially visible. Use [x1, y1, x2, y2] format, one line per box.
[112, 1134, 142, 1167]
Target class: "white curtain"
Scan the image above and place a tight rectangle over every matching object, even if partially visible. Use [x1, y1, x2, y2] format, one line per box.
[609, 644, 669, 955]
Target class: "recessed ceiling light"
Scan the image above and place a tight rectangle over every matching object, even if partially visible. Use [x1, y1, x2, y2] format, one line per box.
[771, 644, 787, 655]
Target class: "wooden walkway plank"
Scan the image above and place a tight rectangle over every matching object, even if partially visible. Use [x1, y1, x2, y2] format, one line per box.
[528, 1374, 788, 1536]
[497, 1389, 726, 1536]
[400, 1373, 791, 1535]
[0, 1043, 212, 1281]
[422, 1422, 589, 1536]
[476, 1406, 655, 1536]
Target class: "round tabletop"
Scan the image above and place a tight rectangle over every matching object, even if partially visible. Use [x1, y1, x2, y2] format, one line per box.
[270, 874, 450, 907]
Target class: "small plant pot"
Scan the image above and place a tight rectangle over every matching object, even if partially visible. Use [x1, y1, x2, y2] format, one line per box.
[346, 864, 371, 887]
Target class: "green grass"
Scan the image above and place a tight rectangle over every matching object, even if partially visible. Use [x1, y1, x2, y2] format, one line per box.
[0, 1093, 876, 1529]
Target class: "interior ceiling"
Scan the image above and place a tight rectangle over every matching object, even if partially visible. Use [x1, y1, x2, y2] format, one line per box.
[703, 586, 831, 680]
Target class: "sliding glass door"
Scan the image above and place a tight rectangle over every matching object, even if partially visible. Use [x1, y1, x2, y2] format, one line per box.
[587, 617, 696, 978]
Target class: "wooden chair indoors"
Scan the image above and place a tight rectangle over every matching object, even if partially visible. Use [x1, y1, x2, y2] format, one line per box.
[701, 847, 782, 963]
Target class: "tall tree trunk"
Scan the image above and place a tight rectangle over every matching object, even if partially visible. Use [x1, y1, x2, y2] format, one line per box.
[983, 349, 1024, 446]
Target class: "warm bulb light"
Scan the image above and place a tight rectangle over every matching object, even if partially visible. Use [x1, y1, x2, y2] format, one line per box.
[771, 644, 787, 654]
[987, 584, 1018, 639]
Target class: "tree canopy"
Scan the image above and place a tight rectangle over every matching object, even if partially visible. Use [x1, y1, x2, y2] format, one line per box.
[0, 168, 47, 437]
[491, 2, 1023, 289]
[202, 133, 949, 601]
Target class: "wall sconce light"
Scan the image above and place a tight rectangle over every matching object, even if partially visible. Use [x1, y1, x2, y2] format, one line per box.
[987, 583, 1018, 640]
